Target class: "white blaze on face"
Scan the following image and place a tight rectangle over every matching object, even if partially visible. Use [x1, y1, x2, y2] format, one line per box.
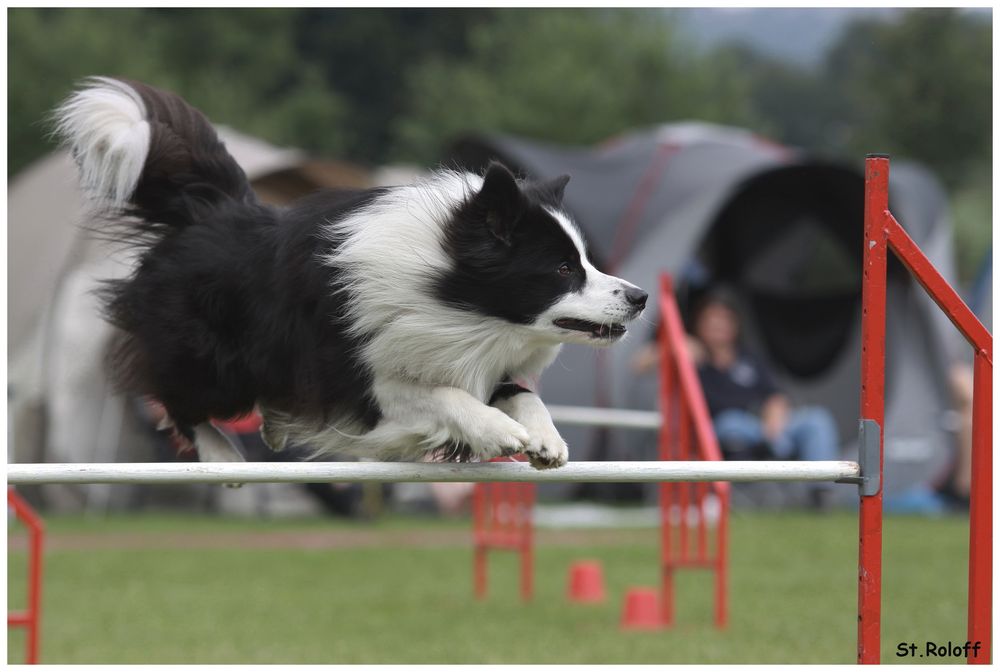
[535, 208, 646, 345]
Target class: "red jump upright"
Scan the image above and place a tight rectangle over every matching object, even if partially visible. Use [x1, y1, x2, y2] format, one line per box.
[657, 274, 730, 628]
[7, 488, 44, 664]
[472, 455, 535, 601]
[858, 154, 992, 664]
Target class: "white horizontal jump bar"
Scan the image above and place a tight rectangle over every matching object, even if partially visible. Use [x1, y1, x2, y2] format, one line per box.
[7, 461, 861, 486]
[547, 405, 661, 430]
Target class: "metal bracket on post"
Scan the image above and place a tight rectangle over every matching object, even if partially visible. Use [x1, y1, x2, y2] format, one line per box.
[857, 419, 881, 497]
[836, 419, 881, 495]
[837, 419, 881, 495]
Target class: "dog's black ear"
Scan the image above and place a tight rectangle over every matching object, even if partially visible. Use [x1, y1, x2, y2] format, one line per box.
[527, 174, 571, 207]
[474, 162, 527, 245]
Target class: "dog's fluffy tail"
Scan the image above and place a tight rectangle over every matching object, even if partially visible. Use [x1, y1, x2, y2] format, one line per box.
[53, 77, 254, 229]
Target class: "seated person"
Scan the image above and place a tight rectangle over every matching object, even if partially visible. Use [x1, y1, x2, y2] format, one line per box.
[689, 288, 839, 463]
[885, 363, 974, 514]
[630, 286, 841, 508]
[689, 288, 842, 500]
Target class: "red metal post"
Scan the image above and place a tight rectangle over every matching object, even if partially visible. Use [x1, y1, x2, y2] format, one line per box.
[473, 483, 487, 598]
[520, 543, 533, 601]
[7, 489, 44, 664]
[885, 214, 992, 353]
[858, 154, 889, 664]
[660, 476, 675, 626]
[660, 483, 675, 626]
[715, 488, 729, 628]
[473, 545, 487, 599]
[499, 484, 510, 544]
[697, 481, 708, 563]
[966, 349, 992, 663]
[658, 273, 729, 629]
[880, 167, 993, 665]
[658, 319, 676, 626]
[520, 480, 535, 601]
[27, 516, 42, 665]
[679, 411, 690, 563]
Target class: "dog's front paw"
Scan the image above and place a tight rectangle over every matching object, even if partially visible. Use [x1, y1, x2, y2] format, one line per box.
[467, 407, 531, 460]
[524, 423, 568, 470]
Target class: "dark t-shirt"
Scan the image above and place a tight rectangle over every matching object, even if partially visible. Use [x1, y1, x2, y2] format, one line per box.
[698, 353, 780, 418]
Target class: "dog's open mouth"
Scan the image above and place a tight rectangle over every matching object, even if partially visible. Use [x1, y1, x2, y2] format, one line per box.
[554, 318, 627, 340]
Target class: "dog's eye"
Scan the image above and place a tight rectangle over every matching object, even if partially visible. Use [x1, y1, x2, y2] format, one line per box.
[558, 263, 573, 277]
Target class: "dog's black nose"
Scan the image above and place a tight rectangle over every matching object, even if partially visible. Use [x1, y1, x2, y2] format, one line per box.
[625, 287, 648, 309]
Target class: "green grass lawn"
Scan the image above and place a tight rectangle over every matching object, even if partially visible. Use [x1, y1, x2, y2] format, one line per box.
[8, 510, 971, 664]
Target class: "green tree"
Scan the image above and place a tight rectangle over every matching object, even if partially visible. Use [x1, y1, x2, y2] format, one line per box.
[10, 9, 159, 174]
[293, 8, 495, 163]
[9, 9, 757, 173]
[138, 9, 349, 156]
[8, 8, 348, 175]
[391, 9, 755, 163]
[824, 9, 991, 185]
[714, 44, 853, 155]
[825, 9, 991, 281]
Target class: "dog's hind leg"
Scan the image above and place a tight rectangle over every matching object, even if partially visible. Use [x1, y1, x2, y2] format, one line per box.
[192, 423, 246, 462]
[192, 422, 246, 488]
[258, 408, 289, 452]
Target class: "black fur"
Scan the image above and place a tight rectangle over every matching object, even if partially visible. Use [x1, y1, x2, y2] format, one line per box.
[435, 163, 583, 324]
[489, 380, 532, 405]
[105, 191, 388, 435]
[122, 79, 256, 228]
[98, 81, 387, 435]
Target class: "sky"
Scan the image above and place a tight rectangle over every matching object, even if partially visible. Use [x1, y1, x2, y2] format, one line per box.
[676, 7, 991, 67]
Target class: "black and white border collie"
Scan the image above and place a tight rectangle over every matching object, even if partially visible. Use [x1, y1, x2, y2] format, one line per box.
[54, 77, 647, 470]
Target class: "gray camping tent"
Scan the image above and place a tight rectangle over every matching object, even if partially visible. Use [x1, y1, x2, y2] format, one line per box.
[448, 123, 967, 500]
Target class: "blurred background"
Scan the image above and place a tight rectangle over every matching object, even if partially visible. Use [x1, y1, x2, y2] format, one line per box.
[9, 6, 991, 515]
[6, 7, 993, 665]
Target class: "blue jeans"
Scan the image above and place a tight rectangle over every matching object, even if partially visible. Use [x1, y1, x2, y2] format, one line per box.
[713, 406, 840, 462]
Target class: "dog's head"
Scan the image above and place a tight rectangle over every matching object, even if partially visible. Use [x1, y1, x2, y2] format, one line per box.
[437, 162, 646, 345]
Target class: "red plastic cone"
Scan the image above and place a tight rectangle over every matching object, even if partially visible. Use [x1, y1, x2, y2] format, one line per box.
[567, 560, 606, 603]
[620, 587, 663, 630]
